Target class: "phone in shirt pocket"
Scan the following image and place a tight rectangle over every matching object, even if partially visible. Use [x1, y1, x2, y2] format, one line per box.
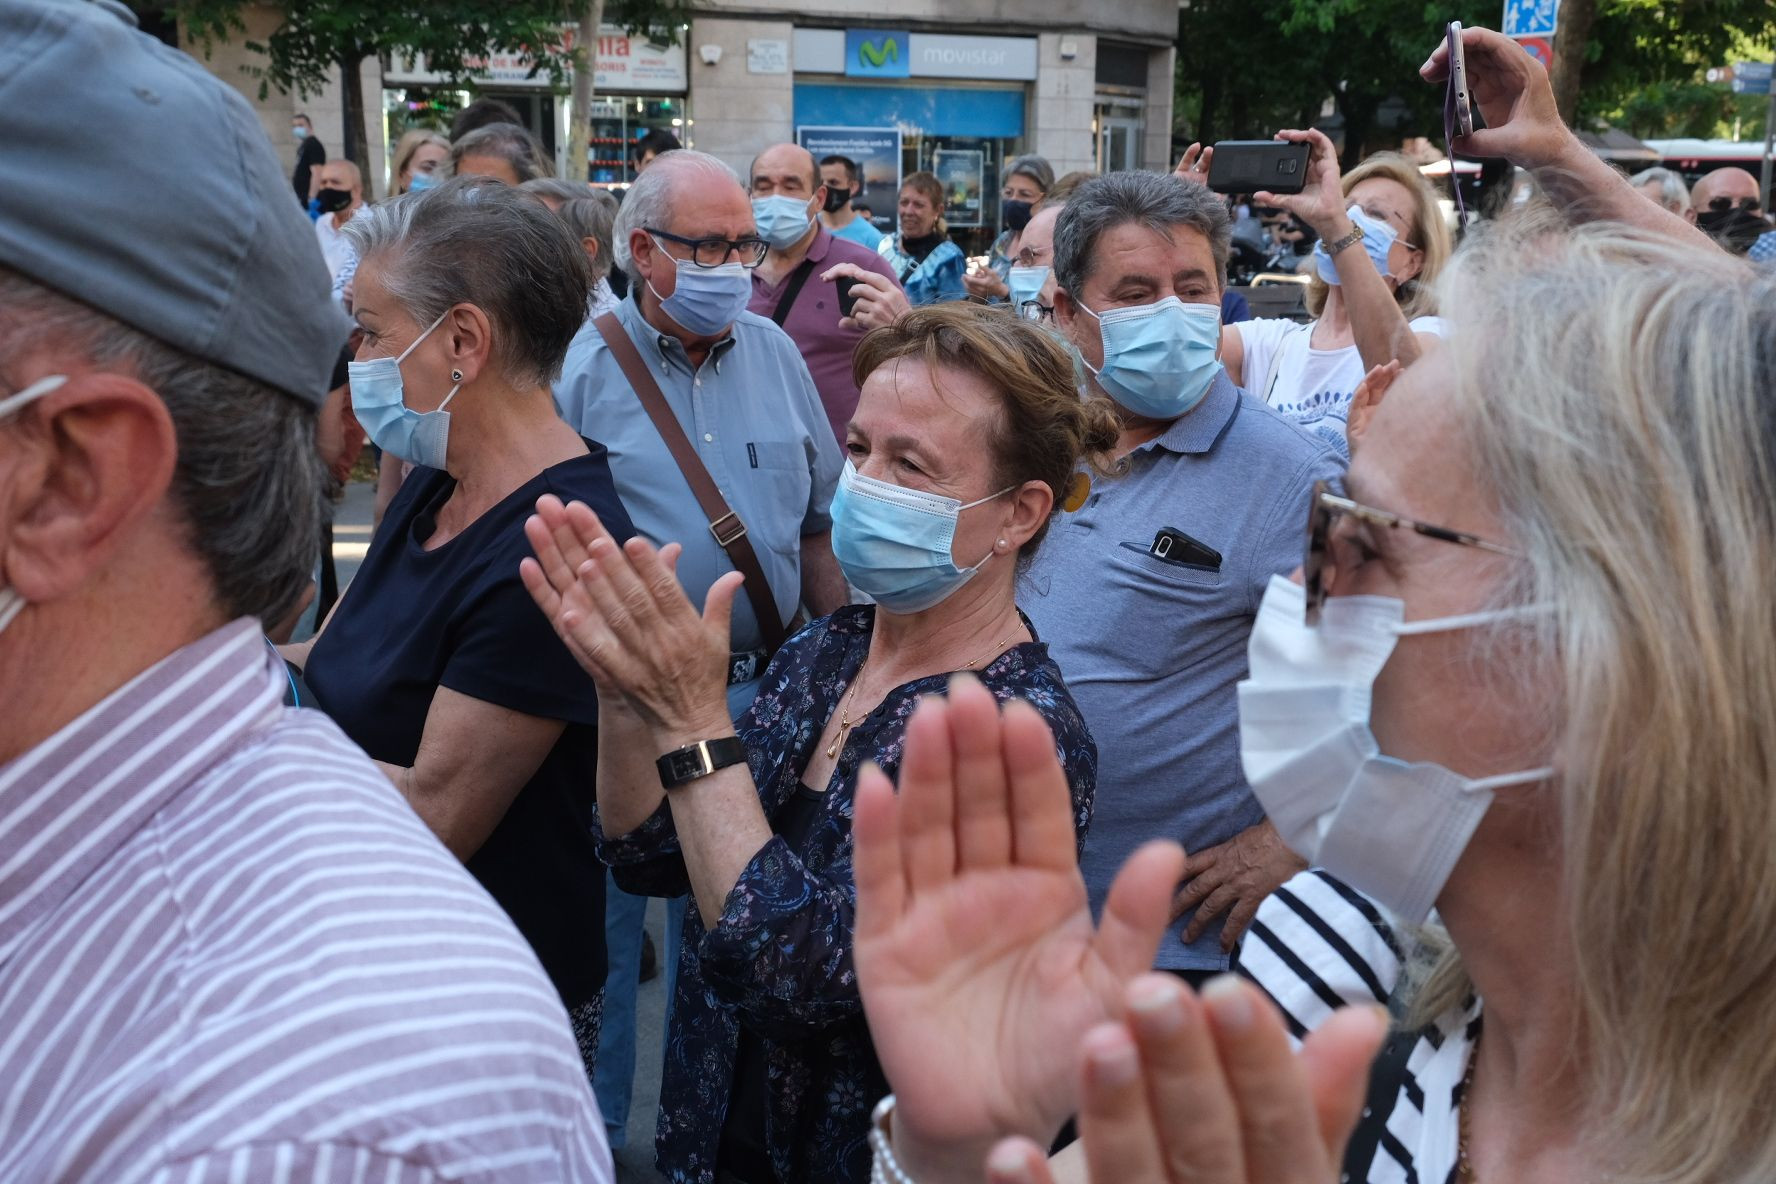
[1139, 527, 1222, 571]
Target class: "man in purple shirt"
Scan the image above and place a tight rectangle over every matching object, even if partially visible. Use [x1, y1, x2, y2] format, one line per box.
[0, 3, 611, 1179]
[747, 143, 905, 443]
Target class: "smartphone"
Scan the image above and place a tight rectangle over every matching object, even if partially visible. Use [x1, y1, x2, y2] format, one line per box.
[835, 275, 861, 319]
[1150, 527, 1222, 571]
[1205, 141, 1311, 195]
[1446, 21, 1474, 139]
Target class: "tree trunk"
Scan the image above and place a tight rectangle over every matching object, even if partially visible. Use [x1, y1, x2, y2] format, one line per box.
[341, 51, 371, 193]
[567, 0, 605, 184]
[1548, 0, 1599, 124]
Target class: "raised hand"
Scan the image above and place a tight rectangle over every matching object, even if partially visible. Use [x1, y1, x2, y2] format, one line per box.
[1253, 129, 1349, 243]
[853, 676, 1186, 1181]
[519, 494, 738, 740]
[1420, 25, 1568, 169]
[1347, 359, 1402, 455]
[981, 976, 1387, 1184]
[1174, 142, 1214, 189]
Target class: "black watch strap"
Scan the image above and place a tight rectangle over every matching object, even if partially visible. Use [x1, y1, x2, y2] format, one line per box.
[656, 736, 748, 789]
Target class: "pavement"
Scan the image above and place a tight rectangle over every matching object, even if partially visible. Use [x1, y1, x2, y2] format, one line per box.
[304, 478, 672, 1183]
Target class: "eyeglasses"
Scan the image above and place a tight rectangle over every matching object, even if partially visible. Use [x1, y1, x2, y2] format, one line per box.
[645, 227, 770, 269]
[1017, 299, 1053, 323]
[1303, 480, 1519, 625]
[1014, 246, 1051, 267]
[1704, 196, 1762, 214]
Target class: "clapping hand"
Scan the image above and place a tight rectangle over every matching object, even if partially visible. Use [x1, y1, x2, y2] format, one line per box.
[519, 494, 737, 742]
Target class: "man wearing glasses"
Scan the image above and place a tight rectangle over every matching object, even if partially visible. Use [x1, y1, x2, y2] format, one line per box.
[1690, 168, 1776, 258]
[552, 149, 847, 1152]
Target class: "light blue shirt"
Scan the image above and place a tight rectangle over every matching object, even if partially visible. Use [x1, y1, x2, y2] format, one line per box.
[828, 217, 885, 251]
[1020, 371, 1345, 971]
[554, 296, 844, 714]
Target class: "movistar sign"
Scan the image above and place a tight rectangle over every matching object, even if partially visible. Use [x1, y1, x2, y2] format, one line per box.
[845, 28, 911, 78]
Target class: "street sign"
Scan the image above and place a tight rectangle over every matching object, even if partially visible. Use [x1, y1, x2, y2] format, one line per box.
[1517, 36, 1554, 70]
[1502, 0, 1559, 39]
[1732, 61, 1774, 95]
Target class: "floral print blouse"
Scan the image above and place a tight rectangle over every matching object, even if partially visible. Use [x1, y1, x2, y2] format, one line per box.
[594, 604, 1097, 1184]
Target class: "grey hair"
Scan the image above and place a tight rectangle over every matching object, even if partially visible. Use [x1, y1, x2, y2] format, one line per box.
[612, 150, 745, 282]
[1004, 153, 1055, 196]
[557, 194, 618, 281]
[449, 124, 551, 185]
[520, 177, 593, 206]
[1627, 166, 1692, 215]
[0, 268, 328, 627]
[343, 177, 591, 390]
[1053, 171, 1232, 296]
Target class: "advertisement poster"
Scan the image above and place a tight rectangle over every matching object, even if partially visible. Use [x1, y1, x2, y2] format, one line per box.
[932, 148, 984, 228]
[795, 126, 902, 227]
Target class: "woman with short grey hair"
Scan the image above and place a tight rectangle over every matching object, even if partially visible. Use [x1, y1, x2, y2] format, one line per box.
[556, 192, 621, 319]
[284, 177, 636, 1083]
[451, 122, 552, 186]
[966, 152, 1056, 303]
[1628, 165, 1693, 218]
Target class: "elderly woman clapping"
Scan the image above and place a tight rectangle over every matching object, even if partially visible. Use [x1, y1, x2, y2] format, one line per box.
[522, 302, 1117, 1184]
[286, 177, 635, 1081]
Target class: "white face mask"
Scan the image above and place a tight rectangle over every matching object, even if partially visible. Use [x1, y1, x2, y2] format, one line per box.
[1237, 575, 1553, 922]
[0, 374, 70, 635]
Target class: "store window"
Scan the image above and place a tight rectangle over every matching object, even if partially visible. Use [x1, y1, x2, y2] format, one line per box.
[587, 95, 687, 188]
[1095, 103, 1142, 173]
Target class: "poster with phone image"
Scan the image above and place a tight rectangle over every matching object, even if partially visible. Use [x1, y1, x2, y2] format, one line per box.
[933, 148, 984, 228]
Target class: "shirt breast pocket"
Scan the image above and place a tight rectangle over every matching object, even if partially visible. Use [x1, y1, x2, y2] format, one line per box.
[1111, 541, 1224, 589]
[743, 440, 812, 555]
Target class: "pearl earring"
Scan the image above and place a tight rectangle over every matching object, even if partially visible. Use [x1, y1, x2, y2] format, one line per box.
[997, 539, 1008, 550]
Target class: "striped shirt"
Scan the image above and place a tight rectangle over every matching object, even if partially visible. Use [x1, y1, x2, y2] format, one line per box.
[1236, 870, 1480, 1184]
[0, 620, 613, 1183]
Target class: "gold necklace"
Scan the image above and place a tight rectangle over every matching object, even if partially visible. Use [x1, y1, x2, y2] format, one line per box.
[824, 623, 1027, 760]
[1457, 1031, 1481, 1181]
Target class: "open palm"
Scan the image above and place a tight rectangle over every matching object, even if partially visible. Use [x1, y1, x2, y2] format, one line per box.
[853, 676, 1185, 1168]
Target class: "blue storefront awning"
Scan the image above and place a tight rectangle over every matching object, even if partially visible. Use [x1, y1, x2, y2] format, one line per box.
[793, 82, 1025, 139]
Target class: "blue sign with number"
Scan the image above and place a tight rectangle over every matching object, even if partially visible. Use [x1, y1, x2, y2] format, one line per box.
[1502, 0, 1558, 38]
[846, 29, 911, 78]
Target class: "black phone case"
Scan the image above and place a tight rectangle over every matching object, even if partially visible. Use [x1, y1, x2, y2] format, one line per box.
[1206, 141, 1311, 195]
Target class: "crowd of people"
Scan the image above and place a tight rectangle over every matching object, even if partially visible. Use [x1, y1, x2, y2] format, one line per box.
[3, 2, 1775, 1183]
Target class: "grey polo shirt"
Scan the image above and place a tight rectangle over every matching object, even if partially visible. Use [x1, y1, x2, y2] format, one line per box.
[555, 296, 843, 715]
[1021, 371, 1345, 971]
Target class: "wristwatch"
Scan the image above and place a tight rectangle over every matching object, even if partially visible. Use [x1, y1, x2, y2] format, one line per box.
[1324, 221, 1366, 257]
[656, 736, 748, 789]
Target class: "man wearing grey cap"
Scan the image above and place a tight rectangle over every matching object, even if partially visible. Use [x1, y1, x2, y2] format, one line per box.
[0, 2, 613, 1180]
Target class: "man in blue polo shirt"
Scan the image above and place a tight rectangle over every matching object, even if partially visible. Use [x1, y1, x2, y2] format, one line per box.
[1022, 171, 1345, 982]
[553, 148, 847, 1152]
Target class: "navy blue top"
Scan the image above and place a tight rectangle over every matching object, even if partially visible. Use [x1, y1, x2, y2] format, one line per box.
[305, 445, 635, 1078]
[596, 604, 1097, 1184]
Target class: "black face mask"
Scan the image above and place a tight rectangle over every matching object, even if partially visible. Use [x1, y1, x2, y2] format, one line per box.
[1696, 206, 1770, 255]
[823, 185, 853, 213]
[1001, 198, 1034, 232]
[316, 187, 354, 214]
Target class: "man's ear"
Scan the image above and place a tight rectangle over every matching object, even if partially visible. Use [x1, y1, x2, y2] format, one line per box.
[2, 374, 178, 604]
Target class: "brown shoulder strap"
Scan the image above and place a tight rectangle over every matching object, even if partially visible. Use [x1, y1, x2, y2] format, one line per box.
[591, 313, 788, 652]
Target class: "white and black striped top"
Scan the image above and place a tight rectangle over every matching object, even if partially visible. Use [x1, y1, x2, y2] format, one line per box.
[1236, 870, 1482, 1184]
[0, 621, 612, 1182]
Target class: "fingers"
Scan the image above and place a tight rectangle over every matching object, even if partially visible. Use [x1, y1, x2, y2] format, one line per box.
[1300, 1005, 1390, 1163]
[518, 555, 563, 622]
[1202, 976, 1329, 1183]
[702, 569, 744, 642]
[1093, 840, 1188, 982]
[1170, 852, 1222, 922]
[1182, 882, 1238, 944]
[820, 262, 863, 283]
[852, 760, 907, 942]
[623, 532, 698, 627]
[1124, 975, 1246, 1182]
[896, 695, 959, 894]
[1001, 698, 1077, 870]
[1074, 1024, 1169, 1183]
[948, 673, 1014, 869]
[984, 1138, 1059, 1184]
[1219, 894, 1263, 951]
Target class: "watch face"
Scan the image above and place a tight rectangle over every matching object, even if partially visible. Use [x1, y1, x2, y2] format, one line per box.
[664, 748, 709, 784]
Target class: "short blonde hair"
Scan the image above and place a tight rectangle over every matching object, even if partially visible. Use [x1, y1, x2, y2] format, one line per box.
[1305, 152, 1451, 320]
[900, 172, 948, 236]
[1419, 215, 1776, 1183]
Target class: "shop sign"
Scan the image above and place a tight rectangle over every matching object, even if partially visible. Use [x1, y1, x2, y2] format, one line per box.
[907, 34, 1037, 82]
[748, 39, 789, 75]
[384, 25, 686, 92]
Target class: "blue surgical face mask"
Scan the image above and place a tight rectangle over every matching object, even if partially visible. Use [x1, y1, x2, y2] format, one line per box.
[830, 461, 1013, 614]
[0, 374, 69, 636]
[1008, 265, 1049, 313]
[646, 237, 754, 337]
[407, 171, 439, 193]
[1313, 204, 1403, 285]
[752, 194, 815, 250]
[347, 310, 460, 470]
[1080, 296, 1223, 420]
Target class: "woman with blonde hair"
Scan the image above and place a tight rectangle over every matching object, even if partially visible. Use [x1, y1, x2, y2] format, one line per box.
[1208, 132, 1453, 459]
[880, 171, 967, 305]
[390, 128, 449, 195]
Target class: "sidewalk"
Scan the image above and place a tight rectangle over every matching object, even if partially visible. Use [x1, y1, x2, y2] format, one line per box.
[310, 479, 671, 1182]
